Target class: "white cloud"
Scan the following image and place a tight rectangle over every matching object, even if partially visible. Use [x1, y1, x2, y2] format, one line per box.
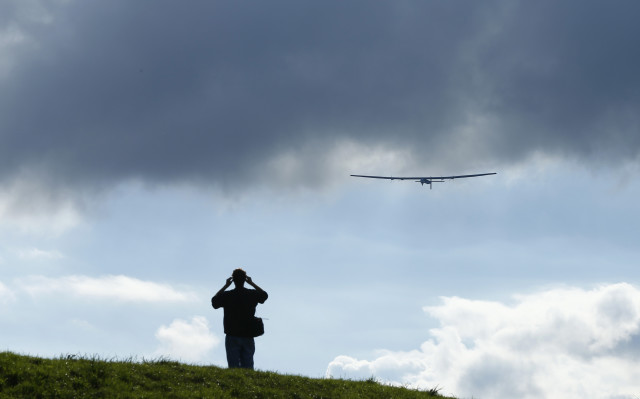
[0, 280, 16, 304]
[17, 248, 64, 260]
[0, 0, 56, 80]
[17, 274, 197, 303]
[0, 179, 83, 235]
[261, 139, 414, 192]
[0, 24, 27, 78]
[327, 283, 640, 399]
[154, 316, 220, 363]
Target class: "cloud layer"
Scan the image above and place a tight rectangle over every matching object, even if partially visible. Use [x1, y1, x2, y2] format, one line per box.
[1, 0, 639, 201]
[327, 283, 640, 399]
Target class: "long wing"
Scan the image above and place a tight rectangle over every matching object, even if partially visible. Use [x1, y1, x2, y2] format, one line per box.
[350, 172, 496, 180]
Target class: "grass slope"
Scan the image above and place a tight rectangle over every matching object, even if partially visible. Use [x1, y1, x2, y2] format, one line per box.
[0, 352, 453, 399]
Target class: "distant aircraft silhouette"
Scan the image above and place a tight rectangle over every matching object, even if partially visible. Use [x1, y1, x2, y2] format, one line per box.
[350, 172, 497, 189]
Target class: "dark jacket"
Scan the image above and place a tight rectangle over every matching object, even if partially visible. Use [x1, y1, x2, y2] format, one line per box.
[211, 287, 268, 337]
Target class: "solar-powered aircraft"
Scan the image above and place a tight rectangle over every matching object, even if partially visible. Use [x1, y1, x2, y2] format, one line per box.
[350, 172, 497, 189]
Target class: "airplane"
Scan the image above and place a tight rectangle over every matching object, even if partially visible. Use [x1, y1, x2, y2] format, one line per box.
[350, 172, 497, 189]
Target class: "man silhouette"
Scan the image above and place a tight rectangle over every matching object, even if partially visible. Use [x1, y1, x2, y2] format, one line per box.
[211, 268, 268, 369]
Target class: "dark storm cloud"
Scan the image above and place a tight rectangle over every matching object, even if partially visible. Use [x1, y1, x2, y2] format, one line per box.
[1, 0, 639, 192]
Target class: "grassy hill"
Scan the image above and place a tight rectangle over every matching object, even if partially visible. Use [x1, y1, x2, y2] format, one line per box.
[0, 352, 454, 398]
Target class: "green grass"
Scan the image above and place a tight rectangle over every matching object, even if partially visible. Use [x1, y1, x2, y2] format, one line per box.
[0, 352, 454, 399]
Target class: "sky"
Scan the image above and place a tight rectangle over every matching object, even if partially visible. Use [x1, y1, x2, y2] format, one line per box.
[1, 1, 640, 398]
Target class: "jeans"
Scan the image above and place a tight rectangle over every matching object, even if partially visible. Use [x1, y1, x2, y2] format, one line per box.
[225, 335, 255, 369]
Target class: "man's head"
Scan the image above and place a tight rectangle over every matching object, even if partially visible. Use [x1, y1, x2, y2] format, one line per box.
[232, 268, 247, 287]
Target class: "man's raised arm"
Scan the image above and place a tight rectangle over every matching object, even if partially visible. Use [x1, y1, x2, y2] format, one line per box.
[246, 276, 268, 303]
[211, 277, 233, 308]
[246, 276, 265, 292]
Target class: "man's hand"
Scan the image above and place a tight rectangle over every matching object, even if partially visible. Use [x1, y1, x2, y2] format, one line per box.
[215, 277, 233, 297]
[245, 276, 265, 292]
